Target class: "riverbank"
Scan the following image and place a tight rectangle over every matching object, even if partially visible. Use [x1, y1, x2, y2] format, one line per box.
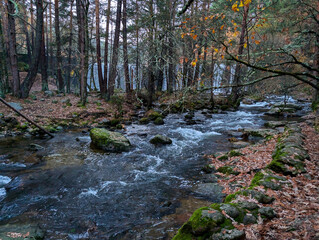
[172, 114, 319, 239]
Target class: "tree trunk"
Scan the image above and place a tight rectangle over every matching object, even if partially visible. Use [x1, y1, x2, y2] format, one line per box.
[22, 0, 32, 65]
[7, 0, 20, 97]
[49, 0, 53, 76]
[41, 15, 48, 91]
[20, 0, 44, 98]
[66, 0, 74, 93]
[95, 0, 103, 95]
[108, 0, 122, 98]
[147, 0, 155, 108]
[103, 0, 111, 97]
[231, 4, 249, 104]
[76, 0, 89, 105]
[122, 0, 130, 95]
[135, 0, 139, 91]
[54, 0, 64, 92]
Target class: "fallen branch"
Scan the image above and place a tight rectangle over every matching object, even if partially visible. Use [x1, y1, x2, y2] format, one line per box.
[0, 97, 54, 138]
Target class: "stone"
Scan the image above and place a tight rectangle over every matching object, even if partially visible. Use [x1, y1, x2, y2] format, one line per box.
[220, 204, 240, 219]
[243, 214, 257, 225]
[238, 201, 259, 210]
[28, 143, 44, 151]
[90, 128, 131, 152]
[145, 109, 163, 121]
[8, 102, 23, 111]
[202, 164, 215, 174]
[0, 175, 11, 188]
[258, 207, 276, 219]
[193, 183, 226, 202]
[44, 90, 54, 97]
[210, 229, 245, 240]
[201, 210, 225, 224]
[264, 121, 287, 129]
[150, 134, 172, 145]
[260, 180, 281, 190]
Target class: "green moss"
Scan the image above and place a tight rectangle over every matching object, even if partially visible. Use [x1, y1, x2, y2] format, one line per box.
[154, 117, 164, 125]
[224, 190, 248, 203]
[267, 159, 287, 173]
[220, 218, 235, 229]
[110, 118, 121, 126]
[250, 172, 265, 187]
[217, 166, 239, 176]
[139, 118, 150, 124]
[147, 110, 163, 120]
[218, 154, 229, 161]
[311, 100, 319, 111]
[221, 105, 229, 111]
[229, 150, 243, 157]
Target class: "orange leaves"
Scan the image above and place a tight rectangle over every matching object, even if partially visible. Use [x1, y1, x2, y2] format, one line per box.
[255, 40, 261, 45]
[232, 2, 239, 12]
[232, 0, 251, 12]
[192, 34, 198, 40]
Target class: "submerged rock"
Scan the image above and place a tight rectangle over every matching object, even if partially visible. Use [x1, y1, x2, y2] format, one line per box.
[150, 134, 172, 145]
[28, 143, 44, 151]
[90, 128, 131, 152]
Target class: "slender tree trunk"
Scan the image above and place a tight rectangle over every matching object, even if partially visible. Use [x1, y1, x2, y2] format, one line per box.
[210, 48, 215, 108]
[49, 0, 53, 75]
[7, 0, 20, 97]
[103, 0, 111, 97]
[0, 18, 5, 97]
[66, 0, 74, 93]
[41, 15, 48, 91]
[122, 0, 130, 95]
[135, 0, 139, 91]
[54, 0, 64, 92]
[95, 0, 103, 95]
[0, 1, 9, 94]
[30, 0, 35, 50]
[22, 1, 32, 65]
[20, 0, 44, 98]
[108, 0, 122, 98]
[147, 0, 155, 108]
[231, 4, 249, 104]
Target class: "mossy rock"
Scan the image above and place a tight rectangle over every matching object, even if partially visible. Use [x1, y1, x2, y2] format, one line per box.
[90, 128, 131, 152]
[145, 109, 163, 120]
[217, 166, 239, 176]
[250, 171, 284, 190]
[139, 117, 150, 124]
[229, 150, 243, 157]
[0, 224, 44, 240]
[109, 118, 121, 127]
[154, 117, 164, 125]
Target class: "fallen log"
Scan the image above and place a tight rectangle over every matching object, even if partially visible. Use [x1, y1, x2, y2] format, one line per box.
[0, 97, 54, 138]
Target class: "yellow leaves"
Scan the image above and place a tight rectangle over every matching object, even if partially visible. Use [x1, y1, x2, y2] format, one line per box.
[181, 33, 186, 39]
[244, 43, 247, 48]
[244, 0, 251, 5]
[239, 1, 244, 7]
[214, 48, 219, 53]
[70, 70, 75, 77]
[232, 3, 239, 12]
[220, 25, 224, 30]
[232, 31, 239, 37]
[191, 58, 198, 67]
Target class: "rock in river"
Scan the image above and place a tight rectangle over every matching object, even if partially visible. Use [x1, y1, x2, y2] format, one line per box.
[90, 128, 131, 152]
[150, 134, 172, 145]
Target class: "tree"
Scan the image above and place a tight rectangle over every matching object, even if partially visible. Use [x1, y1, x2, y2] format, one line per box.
[122, 0, 130, 95]
[108, 0, 122, 98]
[95, 0, 103, 96]
[20, 0, 44, 98]
[103, 0, 111, 97]
[54, 0, 64, 92]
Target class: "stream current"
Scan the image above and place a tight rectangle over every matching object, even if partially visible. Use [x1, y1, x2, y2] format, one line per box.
[0, 97, 309, 239]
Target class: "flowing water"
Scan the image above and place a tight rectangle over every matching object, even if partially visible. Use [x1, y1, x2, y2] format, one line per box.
[0, 97, 309, 239]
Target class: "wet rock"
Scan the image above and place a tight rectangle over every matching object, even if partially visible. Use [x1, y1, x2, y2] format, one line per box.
[243, 214, 257, 225]
[28, 143, 44, 151]
[264, 121, 288, 129]
[217, 166, 239, 176]
[185, 119, 197, 125]
[193, 183, 226, 201]
[0, 224, 45, 240]
[154, 117, 164, 125]
[90, 128, 131, 152]
[139, 117, 150, 124]
[8, 102, 23, 111]
[202, 164, 215, 174]
[210, 229, 245, 240]
[243, 128, 278, 138]
[0, 175, 11, 187]
[184, 112, 194, 119]
[145, 109, 163, 121]
[273, 103, 302, 110]
[258, 207, 276, 219]
[150, 134, 172, 145]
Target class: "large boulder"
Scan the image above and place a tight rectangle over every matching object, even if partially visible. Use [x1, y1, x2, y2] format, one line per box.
[90, 128, 131, 152]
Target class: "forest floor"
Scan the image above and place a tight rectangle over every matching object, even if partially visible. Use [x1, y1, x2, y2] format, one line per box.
[207, 118, 319, 239]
